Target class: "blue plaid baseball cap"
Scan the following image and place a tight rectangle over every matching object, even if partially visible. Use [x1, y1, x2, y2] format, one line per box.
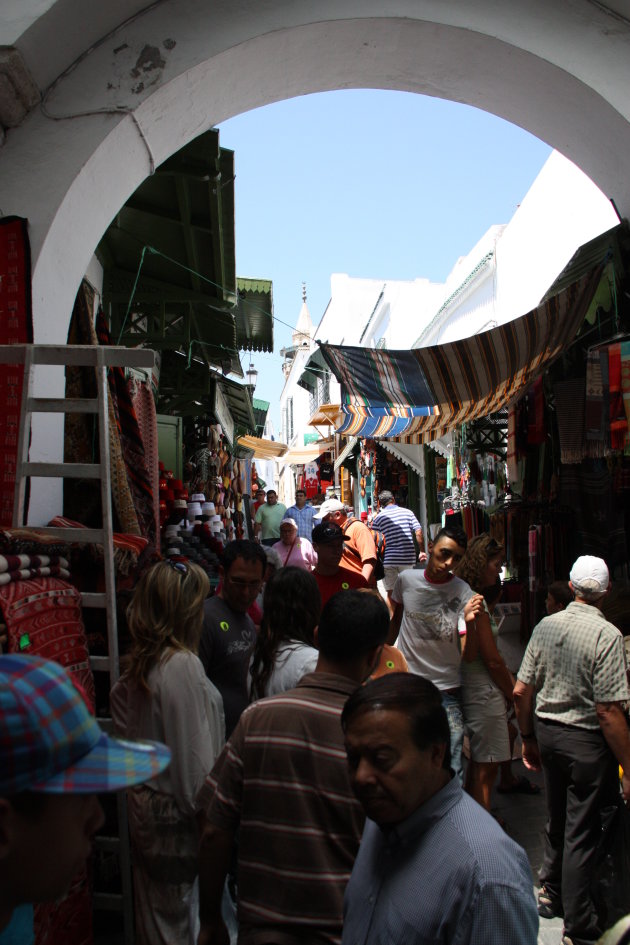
[0, 654, 171, 794]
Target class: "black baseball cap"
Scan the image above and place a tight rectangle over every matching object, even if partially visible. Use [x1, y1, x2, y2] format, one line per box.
[312, 522, 350, 545]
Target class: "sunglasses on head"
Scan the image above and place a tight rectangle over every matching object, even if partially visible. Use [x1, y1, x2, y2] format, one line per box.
[166, 559, 188, 575]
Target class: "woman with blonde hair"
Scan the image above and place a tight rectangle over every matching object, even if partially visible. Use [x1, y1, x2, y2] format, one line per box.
[110, 559, 224, 944]
[455, 534, 514, 819]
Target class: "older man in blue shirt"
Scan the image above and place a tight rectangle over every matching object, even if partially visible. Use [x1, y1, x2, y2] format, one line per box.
[341, 674, 538, 945]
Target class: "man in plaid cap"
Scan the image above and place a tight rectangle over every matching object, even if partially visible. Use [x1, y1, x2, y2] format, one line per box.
[0, 654, 171, 943]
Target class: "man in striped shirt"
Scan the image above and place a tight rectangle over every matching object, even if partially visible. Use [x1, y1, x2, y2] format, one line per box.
[197, 590, 390, 945]
[371, 492, 425, 600]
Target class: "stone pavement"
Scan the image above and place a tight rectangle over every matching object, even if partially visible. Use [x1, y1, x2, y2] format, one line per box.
[491, 758, 564, 945]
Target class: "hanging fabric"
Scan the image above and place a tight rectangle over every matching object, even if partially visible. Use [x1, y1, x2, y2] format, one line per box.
[608, 343, 627, 450]
[585, 348, 606, 456]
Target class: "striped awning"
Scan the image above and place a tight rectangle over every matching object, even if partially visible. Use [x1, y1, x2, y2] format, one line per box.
[318, 263, 603, 442]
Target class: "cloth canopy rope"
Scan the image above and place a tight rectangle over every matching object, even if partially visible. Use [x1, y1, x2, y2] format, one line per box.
[319, 262, 604, 443]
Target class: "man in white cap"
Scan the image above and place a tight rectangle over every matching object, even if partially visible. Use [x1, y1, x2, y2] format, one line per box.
[313, 498, 377, 586]
[514, 556, 630, 945]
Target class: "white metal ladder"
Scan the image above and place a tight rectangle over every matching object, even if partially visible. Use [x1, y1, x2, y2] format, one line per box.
[2, 342, 155, 945]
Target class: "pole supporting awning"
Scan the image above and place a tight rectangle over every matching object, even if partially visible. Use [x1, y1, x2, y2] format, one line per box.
[333, 436, 358, 471]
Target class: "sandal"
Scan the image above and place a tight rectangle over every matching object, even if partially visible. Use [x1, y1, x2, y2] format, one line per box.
[497, 775, 541, 795]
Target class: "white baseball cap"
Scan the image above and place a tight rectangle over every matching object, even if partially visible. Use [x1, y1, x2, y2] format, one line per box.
[313, 498, 345, 520]
[569, 556, 610, 596]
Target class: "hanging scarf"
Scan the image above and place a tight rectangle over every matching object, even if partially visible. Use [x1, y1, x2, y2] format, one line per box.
[526, 377, 546, 445]
[554, 377, 586, 464]
[608, 343, 627, 450]
[621, 342, 630, 452]
[585, 348, 605, 456]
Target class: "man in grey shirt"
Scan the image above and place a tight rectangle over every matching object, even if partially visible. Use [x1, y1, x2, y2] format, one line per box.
[200, 539, 266, 737]
[341, 673, 538, 945]
[515, 555, 630, 945]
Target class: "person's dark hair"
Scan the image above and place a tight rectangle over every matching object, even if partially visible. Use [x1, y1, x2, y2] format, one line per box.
[547, 580, 573, 609]
[249, 568, 322, 701]
[222, 539, 266, 575]
[432, 524, 468, 551]
[317, 590, 389, 662]
[341, 673, 451, 770]
[482, 576, 503, 607]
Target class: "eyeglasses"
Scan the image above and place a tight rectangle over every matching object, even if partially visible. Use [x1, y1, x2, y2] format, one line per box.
[166, 559, 188, 575]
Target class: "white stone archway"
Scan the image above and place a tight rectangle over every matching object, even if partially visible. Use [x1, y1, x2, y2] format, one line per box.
[1, 0, 630, 520]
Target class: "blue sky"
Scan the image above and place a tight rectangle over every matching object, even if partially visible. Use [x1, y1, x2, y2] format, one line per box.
[218, 89, 552, 434]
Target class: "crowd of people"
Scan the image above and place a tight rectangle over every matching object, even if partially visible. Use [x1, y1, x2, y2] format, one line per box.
[1, 489, 630, 945]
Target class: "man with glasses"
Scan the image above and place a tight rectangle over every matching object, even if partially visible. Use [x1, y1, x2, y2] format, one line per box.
[200, 540, 266, 737]
[283, 488, 316, 541]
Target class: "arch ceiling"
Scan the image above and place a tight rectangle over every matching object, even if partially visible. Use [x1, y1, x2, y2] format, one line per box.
[2, 0, 630, 524]
[1, 1, 630, 343]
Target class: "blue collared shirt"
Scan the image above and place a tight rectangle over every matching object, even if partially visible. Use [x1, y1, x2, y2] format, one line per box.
[283, 503, 316, 540]
[342, 776, 538, 945]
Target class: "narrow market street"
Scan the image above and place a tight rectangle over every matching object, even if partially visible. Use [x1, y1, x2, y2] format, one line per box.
[492, 761, 564, 945]
[2, 5, 630, 945]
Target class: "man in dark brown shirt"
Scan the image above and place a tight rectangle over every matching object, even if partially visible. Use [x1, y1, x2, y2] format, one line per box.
[197, 590, 390, 945]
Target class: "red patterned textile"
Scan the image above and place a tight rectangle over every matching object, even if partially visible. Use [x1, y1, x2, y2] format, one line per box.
[129, 377, 160, 542]
[95, 312, 157, 549]
[0, 576, 95, 711]
[0, 217, 32, 526]
[48, 515, 149, 574]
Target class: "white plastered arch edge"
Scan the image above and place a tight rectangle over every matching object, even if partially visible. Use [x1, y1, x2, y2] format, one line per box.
[1, 10, 629, 520]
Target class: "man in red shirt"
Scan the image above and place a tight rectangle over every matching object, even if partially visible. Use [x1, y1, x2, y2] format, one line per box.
[312, 522, 368, 606]
[313, 499, 377, 586]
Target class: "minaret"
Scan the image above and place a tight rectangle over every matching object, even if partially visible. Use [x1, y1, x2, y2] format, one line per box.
[292, 282, 314, 349]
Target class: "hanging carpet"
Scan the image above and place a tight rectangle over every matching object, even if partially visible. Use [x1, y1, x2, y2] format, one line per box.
[0, 216, 32, 526]
[319, 263, 603, 442]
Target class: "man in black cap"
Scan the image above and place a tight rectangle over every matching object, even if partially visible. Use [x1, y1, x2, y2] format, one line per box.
[311, 522, 368, 606]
